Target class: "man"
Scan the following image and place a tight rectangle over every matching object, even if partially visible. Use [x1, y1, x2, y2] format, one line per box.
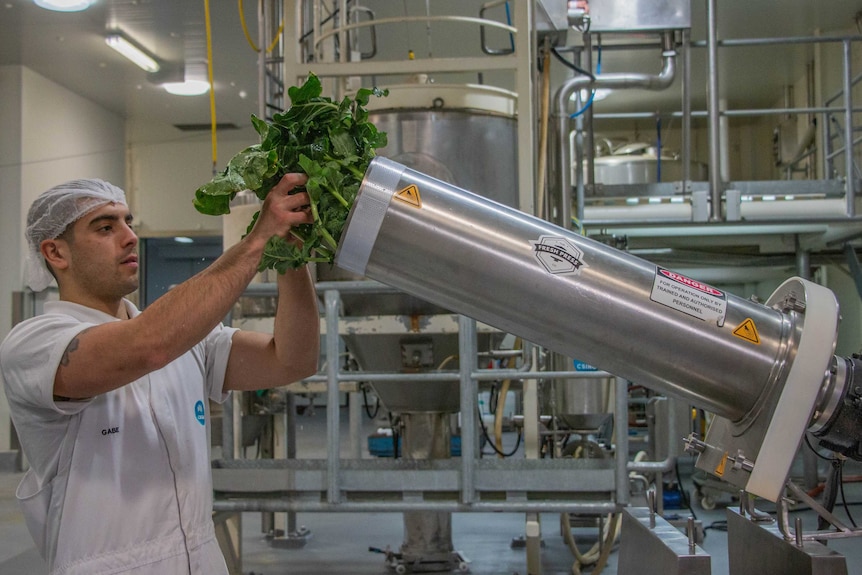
[1, 175, 320, 574]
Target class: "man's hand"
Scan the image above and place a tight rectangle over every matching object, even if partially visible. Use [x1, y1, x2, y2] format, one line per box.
[247, 173, 313, 244]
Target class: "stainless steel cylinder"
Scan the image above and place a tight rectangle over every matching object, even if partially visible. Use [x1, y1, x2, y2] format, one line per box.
[336, 158, 797, 423]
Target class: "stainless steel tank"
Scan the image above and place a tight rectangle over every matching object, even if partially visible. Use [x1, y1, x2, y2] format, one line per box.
[322, 85, 519, 415]
[366, 83, 519, 207]
[587, 155, 709, 187]
[369, 108, 518, 208]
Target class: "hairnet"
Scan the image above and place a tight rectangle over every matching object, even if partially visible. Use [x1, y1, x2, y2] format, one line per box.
[25, 179, 127, 292]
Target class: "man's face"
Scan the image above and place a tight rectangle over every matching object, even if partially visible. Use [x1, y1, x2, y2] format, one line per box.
[60, 202, 140, 300]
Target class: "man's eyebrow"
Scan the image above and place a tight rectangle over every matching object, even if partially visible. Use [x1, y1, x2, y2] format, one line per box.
[86, 213, 134, 227]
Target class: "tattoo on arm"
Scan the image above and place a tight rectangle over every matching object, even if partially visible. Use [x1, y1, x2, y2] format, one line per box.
[54, 328, 94, 402]
[60, 327, 92, 368]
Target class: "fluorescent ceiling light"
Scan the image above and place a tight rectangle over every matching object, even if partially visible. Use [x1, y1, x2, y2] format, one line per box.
[33, 0, 92, 11]
[173, 236, 194, 244]
[163, 61, 210, 96]
[163, 80, 210, 96]
[105, 34, 160, 74]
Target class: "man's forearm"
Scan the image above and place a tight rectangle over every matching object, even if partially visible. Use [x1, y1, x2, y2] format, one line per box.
[272, 265, 320, 375]
[53, 233, 267, 398]
[126, 233, 267, 367]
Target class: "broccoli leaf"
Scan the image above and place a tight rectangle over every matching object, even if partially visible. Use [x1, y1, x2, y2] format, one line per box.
[192, 73, 388, 271]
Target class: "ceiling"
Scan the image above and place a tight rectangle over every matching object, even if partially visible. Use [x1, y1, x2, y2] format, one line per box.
[1, 0, 860, 138]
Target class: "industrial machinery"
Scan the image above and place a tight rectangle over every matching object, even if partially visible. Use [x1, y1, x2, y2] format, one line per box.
[209, 1, 862, 574]
[320, 84, 520, 573]
[336, 156, 862, 573]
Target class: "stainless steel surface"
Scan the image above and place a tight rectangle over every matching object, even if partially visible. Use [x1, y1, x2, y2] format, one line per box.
[809, 357, 862, 460]
[370, 109, 518, 208]
[586, 155, 708, 187]
[212, 457, 618, 512]
[843, 40, 856, 217]
[325, 290, 341, 505]
[400, 413, 455, 566]
[337, 157, 798, 423]
[319, 105, 518, 414]
[589, 0, 691, 33]
[459, 315, 478, 506]
[617, 507, 711, 575]
[556, 34, 677, 228]
[614, 377, 630, 506]
[808, 357, 846, 435]
[727, 508, 849, 575]
[543, 353, 610, 421]
[707, 0, 722, 221]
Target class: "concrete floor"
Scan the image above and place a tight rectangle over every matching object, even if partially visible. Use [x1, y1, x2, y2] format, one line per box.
[2, 407, 862, 574]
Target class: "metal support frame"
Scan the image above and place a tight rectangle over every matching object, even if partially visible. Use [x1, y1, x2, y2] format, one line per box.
[214, 281, 632, 515]
[283, 0, 536, 215]
[727, 506, 849, 575]
[618, 507, 710, 575]
[575, 27, 862, 228]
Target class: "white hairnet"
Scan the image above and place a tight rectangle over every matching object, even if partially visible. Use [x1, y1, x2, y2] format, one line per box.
[25, 179, 127, 292]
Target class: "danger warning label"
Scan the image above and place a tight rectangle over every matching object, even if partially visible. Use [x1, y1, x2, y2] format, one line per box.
[650, 267, 727, 326]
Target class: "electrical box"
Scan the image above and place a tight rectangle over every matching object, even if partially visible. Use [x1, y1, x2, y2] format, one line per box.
[590, 0, 691, 32]
[538, 0, 691, 33]
[400, 338, 434, 369]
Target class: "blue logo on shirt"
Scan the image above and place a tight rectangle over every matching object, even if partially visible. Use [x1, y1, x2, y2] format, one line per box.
[194, 400, 206, 426]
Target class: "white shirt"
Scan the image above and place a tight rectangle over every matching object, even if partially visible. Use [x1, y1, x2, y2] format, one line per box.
[0, 300, 237, 575]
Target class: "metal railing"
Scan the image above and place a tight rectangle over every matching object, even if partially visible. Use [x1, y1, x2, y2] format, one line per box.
[213, 280, 638, 514]
[568, 26, 862, 225]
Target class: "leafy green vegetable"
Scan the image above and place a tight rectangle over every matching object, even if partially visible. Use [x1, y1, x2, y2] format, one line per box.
[193, 73, 388, 272]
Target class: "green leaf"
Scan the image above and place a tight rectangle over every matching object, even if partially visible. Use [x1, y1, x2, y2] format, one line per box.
[193, 73, 389, 271]
[288, 73, 323, 104]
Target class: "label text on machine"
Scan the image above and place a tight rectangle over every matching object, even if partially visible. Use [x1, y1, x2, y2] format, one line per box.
[650, 267, 727, 326]
[532, 236, 587, 275]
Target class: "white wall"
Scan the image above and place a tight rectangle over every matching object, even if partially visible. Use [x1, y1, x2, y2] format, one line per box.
[0, 66, 24, 455]
[0, 66, 125, 451]
[18, 66, 126, 277]
[125, 124, 254, 236]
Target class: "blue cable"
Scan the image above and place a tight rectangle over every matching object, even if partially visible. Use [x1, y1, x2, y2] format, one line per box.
[504, 2, 514, 52]
[571, 91, 596, 118]
[569, 43, 603, 119]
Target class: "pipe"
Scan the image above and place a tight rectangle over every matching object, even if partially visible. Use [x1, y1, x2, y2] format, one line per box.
[325, 290, 341, 504]
[212, 499, 621, 514]
[843, 40, 856, 217]
[626, 457, 675, 473]
[707, 0, 722, 220]
[222, 382, 235, 460]
[336, 157, 813, 424]
[585, 34, 596, 209]
[555, 32, 677, 230]
[537, 44, 551, 220]
[614, 377, 629, 505]
[459, 315, 477, 505]
[682, 29, 692, 185]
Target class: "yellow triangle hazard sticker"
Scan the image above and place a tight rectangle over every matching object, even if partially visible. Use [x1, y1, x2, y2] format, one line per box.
[732, 318, 761, 344]
[394, 184, 422, 208]
[715, 452, 728, 477]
